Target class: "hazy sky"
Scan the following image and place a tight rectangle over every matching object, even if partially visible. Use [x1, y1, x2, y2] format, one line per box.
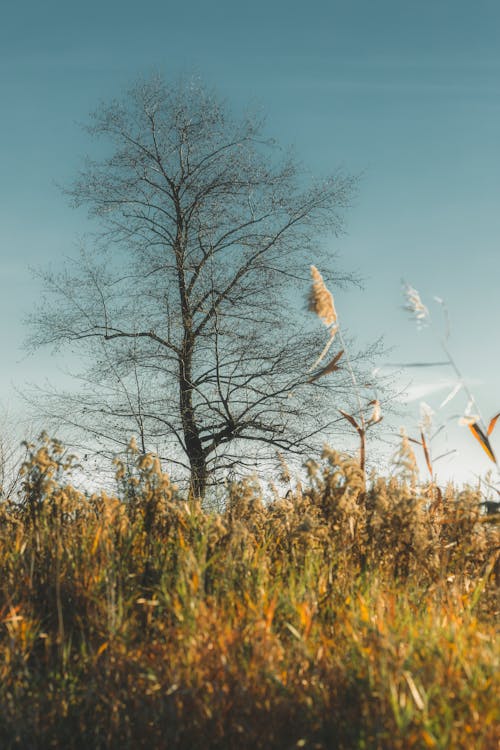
[1, 0, 499, 482]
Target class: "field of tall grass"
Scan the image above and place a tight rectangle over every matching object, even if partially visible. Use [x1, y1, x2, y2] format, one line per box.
[0, 433, 498, 749]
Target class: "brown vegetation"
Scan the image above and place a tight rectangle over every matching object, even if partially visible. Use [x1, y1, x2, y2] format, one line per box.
[0, 434, 498, 749]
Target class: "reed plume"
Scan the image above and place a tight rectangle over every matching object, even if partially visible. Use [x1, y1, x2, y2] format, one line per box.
[308, 265, 339, 371]
[308, 265, 338, 329]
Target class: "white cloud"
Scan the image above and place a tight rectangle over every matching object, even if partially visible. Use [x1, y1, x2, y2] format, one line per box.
[401, 378, 483, 404]
[402, 381, 452, 403]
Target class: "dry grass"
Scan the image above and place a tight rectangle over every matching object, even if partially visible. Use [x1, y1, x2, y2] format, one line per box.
[0, 434, 498, 749]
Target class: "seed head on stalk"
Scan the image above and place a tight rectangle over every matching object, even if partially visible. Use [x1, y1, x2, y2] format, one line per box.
[403, 282, 429, 326]
[308, 265, 338, 329]
[307, 265, 382, 478]
[308, 265, 339, 370]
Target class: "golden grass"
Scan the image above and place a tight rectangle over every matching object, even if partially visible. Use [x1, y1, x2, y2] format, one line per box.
[0, 434, 498, 748]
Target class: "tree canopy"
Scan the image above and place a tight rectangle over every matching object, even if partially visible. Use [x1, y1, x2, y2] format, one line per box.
[27, 75, 363, 497]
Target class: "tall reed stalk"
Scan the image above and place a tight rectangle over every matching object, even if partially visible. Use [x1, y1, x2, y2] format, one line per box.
[403, 283, 499, 479]
[308, 266, 381, 476]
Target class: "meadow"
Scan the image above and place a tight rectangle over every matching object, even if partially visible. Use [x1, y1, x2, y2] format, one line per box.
[0, 433, 498, 749]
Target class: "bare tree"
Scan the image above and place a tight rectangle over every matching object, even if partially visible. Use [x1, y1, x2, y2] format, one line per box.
[0, 406, 32, 500]
[26, 74, 362, 498]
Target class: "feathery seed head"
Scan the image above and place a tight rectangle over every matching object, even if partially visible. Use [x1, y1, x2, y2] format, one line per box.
[403, 283, 429, 325]
[368, 399, 382, 424]
[419, 401, 434, 434]
[308, 266, 338, 328]
[458, 414, 480, 426]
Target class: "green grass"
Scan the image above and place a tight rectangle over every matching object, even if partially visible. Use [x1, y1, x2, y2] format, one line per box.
[0, 435, 498, 749]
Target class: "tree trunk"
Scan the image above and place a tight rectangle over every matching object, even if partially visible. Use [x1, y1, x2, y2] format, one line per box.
[188, 451, 207, 500]
[179, 341, 207, 499]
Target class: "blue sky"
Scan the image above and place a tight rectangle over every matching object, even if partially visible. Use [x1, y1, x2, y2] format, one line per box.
[1, 0, 499, 483]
